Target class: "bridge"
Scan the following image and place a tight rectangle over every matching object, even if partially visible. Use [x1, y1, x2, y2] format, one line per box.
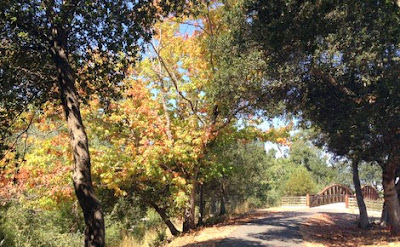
[306, 184, 380, 207]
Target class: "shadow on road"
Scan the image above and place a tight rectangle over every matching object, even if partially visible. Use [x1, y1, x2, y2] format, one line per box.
[216, 211, 309, 247]
[182, 238, 263, 247]
[179, 205, 395, 247]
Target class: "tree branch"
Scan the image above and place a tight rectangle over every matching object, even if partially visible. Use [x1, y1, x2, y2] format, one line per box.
[310, 67, 363, 104]
[1, 111, 36, 163]
[172, 20, 210, 36]
[149, 41, 205, 125]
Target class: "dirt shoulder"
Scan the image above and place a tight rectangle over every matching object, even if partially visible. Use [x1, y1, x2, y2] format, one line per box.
[300, 212, 400, 247]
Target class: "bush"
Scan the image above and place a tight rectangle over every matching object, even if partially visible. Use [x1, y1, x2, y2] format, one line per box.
[0, 203, 83, 247]
[0, 196, 158, 247]
[283, 167, 317, 196]
[149, 230, 167, 247]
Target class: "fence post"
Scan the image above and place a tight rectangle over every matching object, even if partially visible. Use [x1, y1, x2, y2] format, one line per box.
[306, 194, 310, 207]
[345, 194, 349, 208]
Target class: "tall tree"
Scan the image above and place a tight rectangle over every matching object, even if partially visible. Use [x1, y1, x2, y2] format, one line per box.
[0, 1, 189, 245]
[351, 158, 369, 229]
[135, 10, 272, 231]
[237, 0, 400, 233]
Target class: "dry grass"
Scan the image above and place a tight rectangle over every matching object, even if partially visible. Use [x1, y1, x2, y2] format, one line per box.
[166, 224, 237, 247]
[117, 229, 162, 247]
[300, 213, 400, 247]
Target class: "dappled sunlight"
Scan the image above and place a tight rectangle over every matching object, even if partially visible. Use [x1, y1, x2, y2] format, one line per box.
[300, 213, 400, 247]
[2, 1, 400, 246]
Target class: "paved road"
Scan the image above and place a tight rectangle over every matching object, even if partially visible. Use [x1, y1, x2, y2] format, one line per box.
[217, 203, 354, 247]
[217, 211, 311, 247]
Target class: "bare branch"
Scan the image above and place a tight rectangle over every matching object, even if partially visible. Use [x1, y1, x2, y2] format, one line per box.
[1, 111, 36, 163]
[149, 41, 205, 125]
[172, 20, 210, 36]
[214, 102, 252, 133]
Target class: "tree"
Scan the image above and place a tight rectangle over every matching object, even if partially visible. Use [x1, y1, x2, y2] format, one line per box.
[86, 77, 188, 236]
[133, 10, 272, 231]
[0, 1, 189, 245]
[283, 167, 317, 196]
[351, 158, 369, 229]
[202, 140, 269, 215]
[238, 0, 400, 233]
[289, 138, 335, 188]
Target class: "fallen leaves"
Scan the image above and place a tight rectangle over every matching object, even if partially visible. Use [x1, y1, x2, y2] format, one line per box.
[300, 213, 400, 247]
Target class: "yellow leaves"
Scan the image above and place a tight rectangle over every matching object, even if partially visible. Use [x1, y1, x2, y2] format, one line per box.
[174, 189, 189, 208]
[110, 186, 128, 197]
[173, 176, 187, 186]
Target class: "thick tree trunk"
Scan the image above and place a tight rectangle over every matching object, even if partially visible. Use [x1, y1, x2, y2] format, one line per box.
[151, 203, 180, 236]
[198, 183, 205, 226]
[50, 30, 105, 247]
[381, 169, 400, 226]
[381, 202, 390, 226]
[382, 146, 400, 234]
[183, 182, 196, 232]
[351, 160, 369, 229]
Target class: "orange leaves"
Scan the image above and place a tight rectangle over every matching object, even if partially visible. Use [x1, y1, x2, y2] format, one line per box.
[262, 124, 293, 146]
[0, 110, 75, 208]
[276, 137, 291, 146]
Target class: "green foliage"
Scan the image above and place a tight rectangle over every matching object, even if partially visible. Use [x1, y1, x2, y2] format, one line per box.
[209, 141, 271, 205]
[103, 196, 147, 245]
[0, 203, 83, 247]
[289, 138, 335, 189]
[333, 161, 382, 192]
[0, 196, 165, 247]
[123, 209, 166, 246]
[0, 0, 191, 104]
[3, 0, 396, 242]
[283, 167, 317, 196]
[243, 0, 400, 163]
[262, 153, 296, 202]
[204, 215, 228, 226]
[149, 230, 167, 247]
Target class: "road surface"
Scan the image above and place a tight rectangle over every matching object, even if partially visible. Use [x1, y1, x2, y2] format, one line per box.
[217, 203, 359, 247]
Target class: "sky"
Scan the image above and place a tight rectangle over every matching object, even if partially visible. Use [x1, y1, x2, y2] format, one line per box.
[178, 20, 294, 157]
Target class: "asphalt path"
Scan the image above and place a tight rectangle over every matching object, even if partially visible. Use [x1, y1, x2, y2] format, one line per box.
[217, 210, 310, 247]
[217, 203, 360, 247]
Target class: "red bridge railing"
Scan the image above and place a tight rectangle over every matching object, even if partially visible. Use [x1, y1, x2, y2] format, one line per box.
[307, 194, 349, 207]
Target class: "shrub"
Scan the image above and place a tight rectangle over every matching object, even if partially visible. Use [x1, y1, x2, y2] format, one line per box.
[283, 167, 317, 196]
[0, 203, 83, 247]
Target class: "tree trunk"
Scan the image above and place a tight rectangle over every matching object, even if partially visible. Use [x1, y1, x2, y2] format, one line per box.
[382, 146, 400, 234]
[351, 160, 369, 229]
[219, 183, 226, 216]
[382, 169, 400, 226]
[183, 182, 196, 232]
[219, 196, 226, 216]
[50, 30, 105, 247]
[198, 183, 205, 226]
[381, 202, 390, 226]
[151, 203, 180, 236]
